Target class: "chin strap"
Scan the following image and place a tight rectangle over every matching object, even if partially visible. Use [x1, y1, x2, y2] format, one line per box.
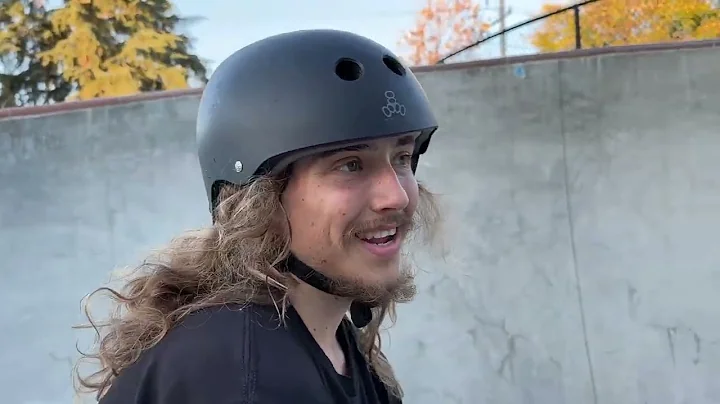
[282, 254, 373, 328]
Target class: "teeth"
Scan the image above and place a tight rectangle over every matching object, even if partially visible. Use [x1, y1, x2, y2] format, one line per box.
[360, 227, 397, 240]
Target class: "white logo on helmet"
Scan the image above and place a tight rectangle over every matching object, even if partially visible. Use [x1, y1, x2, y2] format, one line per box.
[381, 91, 406, 118]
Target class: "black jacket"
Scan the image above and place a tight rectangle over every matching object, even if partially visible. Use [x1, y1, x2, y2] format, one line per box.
[99, 303, 401, 404]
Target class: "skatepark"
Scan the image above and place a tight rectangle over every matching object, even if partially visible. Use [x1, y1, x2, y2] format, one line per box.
[2, 39, 720, 403]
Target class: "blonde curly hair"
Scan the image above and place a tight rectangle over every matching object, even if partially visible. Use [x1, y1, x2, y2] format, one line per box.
[74, 174, 441, 401]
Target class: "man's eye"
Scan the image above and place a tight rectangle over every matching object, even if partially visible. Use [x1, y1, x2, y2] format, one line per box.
[338, 160, 362, 172]
[395, 154, 413, 167]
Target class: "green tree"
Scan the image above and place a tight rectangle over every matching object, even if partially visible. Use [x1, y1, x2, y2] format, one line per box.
[0, 0, 70, 108]
[0, 0, 208, 107]
[41, 0, 208, 100]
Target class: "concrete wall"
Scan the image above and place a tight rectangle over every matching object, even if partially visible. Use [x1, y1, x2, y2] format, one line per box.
[2, 41, 720, 403]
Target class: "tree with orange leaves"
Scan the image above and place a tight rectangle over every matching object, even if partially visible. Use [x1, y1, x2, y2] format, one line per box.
[399, 0, 492, 66]
[530, 0, 720, 53]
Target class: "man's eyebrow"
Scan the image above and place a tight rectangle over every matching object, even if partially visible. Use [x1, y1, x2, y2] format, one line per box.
[316, 135, 417, 159]
[395, 135, 415, 147]
[317, 144, 370, 159]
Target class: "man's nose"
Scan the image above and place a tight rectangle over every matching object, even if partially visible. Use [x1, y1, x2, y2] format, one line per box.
[368, 166, 410, 213]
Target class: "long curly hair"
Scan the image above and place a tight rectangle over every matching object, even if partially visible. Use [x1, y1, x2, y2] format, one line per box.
[74, 173, 441, 401]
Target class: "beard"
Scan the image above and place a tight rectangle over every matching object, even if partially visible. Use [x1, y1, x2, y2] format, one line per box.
[325, 254, 417, 307]
[288, 209, 423, 306]
[327, 210, 423, 307]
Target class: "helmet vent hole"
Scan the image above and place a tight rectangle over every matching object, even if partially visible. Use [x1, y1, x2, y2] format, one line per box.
[335, 58, 363, 81]
[382, 55, 405, 76]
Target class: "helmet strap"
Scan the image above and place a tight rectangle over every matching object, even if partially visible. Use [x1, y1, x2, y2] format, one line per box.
[411, 152, 420, 173]
[282, 254, 373, 328]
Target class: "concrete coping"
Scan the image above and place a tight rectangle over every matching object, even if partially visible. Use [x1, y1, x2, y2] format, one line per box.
[2, 38, 719, 121]
[412, 38, 720, 73]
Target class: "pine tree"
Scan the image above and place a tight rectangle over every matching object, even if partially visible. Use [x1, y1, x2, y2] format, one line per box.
[35, 0, 208, 101]
[0, 0, 70, 108]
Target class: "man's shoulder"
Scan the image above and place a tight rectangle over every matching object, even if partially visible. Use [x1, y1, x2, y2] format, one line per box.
[151, 303, 302, 369]
[101, 303, 317, 403]
[165, 303, 284, 346]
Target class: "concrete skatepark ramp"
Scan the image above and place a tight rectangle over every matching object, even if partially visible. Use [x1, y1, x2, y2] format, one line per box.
[2, 40, 720, 404]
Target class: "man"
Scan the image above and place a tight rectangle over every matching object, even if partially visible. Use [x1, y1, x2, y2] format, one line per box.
[77, 29, 441, 404]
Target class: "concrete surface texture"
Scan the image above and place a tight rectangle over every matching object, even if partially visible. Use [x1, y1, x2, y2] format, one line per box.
[2, 43, 720, 404]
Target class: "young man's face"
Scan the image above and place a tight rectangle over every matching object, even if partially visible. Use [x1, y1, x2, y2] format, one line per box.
[281, 133, 419, 301]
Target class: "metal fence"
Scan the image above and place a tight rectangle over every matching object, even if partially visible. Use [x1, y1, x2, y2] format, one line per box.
[436, 0, 601, 64]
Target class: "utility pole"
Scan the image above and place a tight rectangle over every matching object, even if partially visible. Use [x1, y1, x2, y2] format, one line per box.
[499, 0, 507, 57]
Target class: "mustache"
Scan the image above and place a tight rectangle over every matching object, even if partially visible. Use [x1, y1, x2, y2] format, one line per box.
[345, 211, 414, 237]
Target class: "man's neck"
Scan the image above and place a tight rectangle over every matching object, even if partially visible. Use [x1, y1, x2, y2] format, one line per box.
[289, 282, 351, 350]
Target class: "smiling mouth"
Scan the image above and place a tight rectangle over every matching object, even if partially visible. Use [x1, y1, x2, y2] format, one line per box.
[356, 227, 398, 246]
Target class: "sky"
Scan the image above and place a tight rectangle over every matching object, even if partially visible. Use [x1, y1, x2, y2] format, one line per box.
[168, 0, 551, 75]
[39, 0, 554, 77]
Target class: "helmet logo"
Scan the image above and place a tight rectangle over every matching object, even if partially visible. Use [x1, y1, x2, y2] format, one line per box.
[381, 91, 406, 118]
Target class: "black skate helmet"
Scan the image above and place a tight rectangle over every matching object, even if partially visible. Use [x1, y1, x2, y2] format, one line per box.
[195, 29, 438, 327]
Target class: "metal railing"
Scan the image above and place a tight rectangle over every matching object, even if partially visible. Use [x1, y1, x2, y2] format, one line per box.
[436, 0, 601, 64]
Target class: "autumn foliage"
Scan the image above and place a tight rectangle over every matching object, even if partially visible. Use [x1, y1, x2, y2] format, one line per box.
[0, 0, 207, 107]
[530, 0, 720, 53]
[399, 0, 492, 66]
